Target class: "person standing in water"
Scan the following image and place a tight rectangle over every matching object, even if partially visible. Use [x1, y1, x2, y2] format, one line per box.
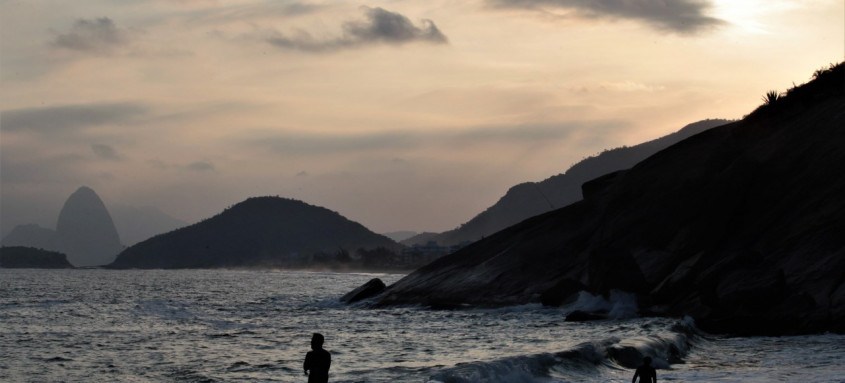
[632, 356, 657, 383]
[304, 333, 331, 383]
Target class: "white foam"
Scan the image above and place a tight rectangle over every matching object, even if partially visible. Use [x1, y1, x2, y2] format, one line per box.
[562, 290, 638, 319]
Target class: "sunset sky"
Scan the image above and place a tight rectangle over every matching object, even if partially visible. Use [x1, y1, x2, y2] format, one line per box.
[1, 0, 843, 236]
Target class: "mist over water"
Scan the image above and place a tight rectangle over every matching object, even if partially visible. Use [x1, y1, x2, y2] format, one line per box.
[1, 269, 843, 382]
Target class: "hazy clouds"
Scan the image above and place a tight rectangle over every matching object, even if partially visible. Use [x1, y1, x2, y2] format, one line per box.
[1, 0, 841, 236]
[266, 7, 448, 52]
[50, 17, 130, 53]
[2, 103, 148, 135]
[488, 0, 723, 33]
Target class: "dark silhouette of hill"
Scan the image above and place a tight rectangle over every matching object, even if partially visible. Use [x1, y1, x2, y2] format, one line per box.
[0, 246, 74, 269]
[55, 186, 123, 267]
[109, 204, 188, 246]
[107, 196, 400, 269]
[403, 119, 730, 246]
[375, 63, 845, 335]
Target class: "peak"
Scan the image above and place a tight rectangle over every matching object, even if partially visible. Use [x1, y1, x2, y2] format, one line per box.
[67, 186, 102, 201]
[74, 186, 97, 194]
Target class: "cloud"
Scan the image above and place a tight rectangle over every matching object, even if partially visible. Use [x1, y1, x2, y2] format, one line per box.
[244, 121, 622, 155]
[50, 17, 129, 53]
[1, 103, 148, 134]
[488, 0, 723, 33]
[266, 7, 448, 52]
[186, 161, 215, 172]
[91, 144, 122, 161]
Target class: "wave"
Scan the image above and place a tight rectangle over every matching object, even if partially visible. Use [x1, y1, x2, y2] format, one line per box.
[427, 317, 700, 383]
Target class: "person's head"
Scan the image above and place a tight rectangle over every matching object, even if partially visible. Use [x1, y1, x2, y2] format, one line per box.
[643, 356, 652, 366]
[311, 333, 325, 350]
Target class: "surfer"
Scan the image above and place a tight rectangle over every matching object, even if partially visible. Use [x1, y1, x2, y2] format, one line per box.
[303, 333, 331, 383]
[632, 356, 657, 383]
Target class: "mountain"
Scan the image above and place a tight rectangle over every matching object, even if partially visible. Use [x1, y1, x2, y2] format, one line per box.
[374, 63, 845, 335]
[1, 224, 57, 251]
[109, 204, 188, 246]
[404, 119, 731, 246]
[382, 231, 419, 242]
[108, 196, 400, 269]
[0, 246, 74, 269]
[1, 186, 123, 267]
[55, 186, 124, 267]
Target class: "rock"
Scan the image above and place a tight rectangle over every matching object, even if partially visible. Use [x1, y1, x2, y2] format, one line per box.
[0, 246, 74, 269]
[55, 186, 123, 267]
[565, 310, 608, 322]
[540, 278, 586, 306]
[341, 278, 386, 303]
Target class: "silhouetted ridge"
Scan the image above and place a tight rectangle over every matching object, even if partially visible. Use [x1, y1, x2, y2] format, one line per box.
[108, 196, 399, 269]
[0, 246, 74, 269]
[376, 63, 845, 335]
[405, 119, 731, 246]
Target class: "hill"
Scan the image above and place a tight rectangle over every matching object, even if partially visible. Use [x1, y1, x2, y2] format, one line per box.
[404, 119, 730, 246]
[0, 246, 74, 269]
[375, 63, 845, 335]
[107, 196, 400, 269]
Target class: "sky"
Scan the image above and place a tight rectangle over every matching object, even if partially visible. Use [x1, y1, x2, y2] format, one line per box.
[1, 0, 843, 236]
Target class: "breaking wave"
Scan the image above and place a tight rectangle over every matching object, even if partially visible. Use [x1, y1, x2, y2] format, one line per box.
[427, 317, 700, 383]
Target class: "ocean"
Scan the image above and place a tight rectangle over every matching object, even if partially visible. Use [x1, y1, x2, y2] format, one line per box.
[1, 269, 843, 382]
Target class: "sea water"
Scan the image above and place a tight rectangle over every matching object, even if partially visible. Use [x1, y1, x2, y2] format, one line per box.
[1, 269, 843, 382]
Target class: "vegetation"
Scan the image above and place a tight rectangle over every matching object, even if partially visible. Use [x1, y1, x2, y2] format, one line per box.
[762, 90, 782, 105]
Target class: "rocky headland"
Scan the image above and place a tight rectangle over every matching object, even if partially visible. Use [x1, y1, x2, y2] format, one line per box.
[371, 63, 845, 335]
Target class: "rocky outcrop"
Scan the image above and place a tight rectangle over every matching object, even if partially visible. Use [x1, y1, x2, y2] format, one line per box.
[374, 63, 845, 335]
[108, 197, 400, 269]
[341, 278, 387, 303]
[403, 119, 731, 247]
[0, 246, 74, 269]
[55, 187, 123, 267]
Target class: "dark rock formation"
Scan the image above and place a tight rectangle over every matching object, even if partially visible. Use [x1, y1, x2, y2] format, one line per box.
[341, 278, 387, 303]
[1, 224, 57, 251]
[564, 310, 608, 322]
[0, 246, 74, 268]
[55, 186, 123, 267]
[107, 197, 400, 269]
[375, 63, 845, 335]
[402, 119, 731, 247]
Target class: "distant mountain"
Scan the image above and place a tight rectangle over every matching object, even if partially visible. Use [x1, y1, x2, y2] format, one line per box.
[55, 187, 123, 267]
[374, 63, 845, 335]
[406, 119, 731, 246]
[1, 224, 57, 251]
[108, 196, 400, 269]
[1, 187, 123, 267]
[382, 231, 419, 242]
[109, 204, 188, 246]
[0, 246, 74, 269]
